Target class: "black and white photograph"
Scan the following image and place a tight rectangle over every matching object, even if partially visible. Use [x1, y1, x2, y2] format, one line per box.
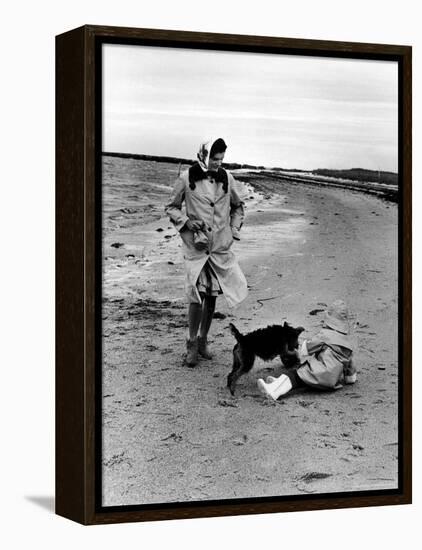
[100, 43, 399, 507]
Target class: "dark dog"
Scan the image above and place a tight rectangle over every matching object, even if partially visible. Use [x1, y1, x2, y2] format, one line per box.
[227, 322, 305, 395]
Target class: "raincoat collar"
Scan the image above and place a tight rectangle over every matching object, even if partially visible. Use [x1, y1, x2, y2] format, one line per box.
[188, 162, 228, 191]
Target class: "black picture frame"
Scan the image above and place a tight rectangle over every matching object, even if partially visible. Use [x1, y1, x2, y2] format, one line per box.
[56, 24, 412, 525]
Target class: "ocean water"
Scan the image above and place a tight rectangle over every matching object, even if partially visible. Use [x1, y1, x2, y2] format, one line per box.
[102, 155, 190, 234]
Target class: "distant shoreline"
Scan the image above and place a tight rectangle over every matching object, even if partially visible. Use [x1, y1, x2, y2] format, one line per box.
[102, 151, 265, 171]
[102, 151, 398, 188]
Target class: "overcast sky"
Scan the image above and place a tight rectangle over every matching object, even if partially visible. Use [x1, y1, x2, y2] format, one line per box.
[103, 44, 398, 172]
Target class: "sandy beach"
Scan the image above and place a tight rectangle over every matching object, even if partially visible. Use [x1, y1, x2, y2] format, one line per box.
[101, 156, 398, 506]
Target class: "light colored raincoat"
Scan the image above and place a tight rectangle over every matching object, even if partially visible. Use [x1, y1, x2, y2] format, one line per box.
[297, 328, 355, 389]
[165, 168, 248, 307]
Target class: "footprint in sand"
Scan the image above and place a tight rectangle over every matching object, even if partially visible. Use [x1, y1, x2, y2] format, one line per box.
[318, 441, 337, 449]
[299, 472, 332, 483]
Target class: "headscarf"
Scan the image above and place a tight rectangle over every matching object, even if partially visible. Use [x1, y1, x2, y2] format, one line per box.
[196, 137, 221, 171]
[189, 137, 228, 192]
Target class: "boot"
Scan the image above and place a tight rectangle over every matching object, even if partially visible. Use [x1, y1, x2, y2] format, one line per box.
[344, 358, 357, 384]
[257, 374, 293, 401]
[198, 336, 213, 359]
[185, 338, 198, 367]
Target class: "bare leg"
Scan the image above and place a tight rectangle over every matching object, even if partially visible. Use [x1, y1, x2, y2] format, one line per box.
[199, 295, 216, 338]
[188, 303, 202, 340]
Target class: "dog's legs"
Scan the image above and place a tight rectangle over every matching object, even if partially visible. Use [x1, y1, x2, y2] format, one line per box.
[227, 346, 241, 395]
[227, 346, 255, 395]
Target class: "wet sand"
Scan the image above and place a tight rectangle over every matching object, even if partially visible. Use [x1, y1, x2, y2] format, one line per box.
[101, 161, 398, 506]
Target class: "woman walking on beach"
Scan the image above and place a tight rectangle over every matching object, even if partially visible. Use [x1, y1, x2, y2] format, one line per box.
[165, 138, 248, 366]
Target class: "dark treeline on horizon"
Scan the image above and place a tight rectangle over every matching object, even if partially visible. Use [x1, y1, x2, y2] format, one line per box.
[313, 168, 398, 186]
[102, 151, 265, 171]
[102, 151, 398, 186]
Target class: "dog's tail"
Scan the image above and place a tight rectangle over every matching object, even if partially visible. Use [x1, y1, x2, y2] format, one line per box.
[229, 323, 243, 342]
